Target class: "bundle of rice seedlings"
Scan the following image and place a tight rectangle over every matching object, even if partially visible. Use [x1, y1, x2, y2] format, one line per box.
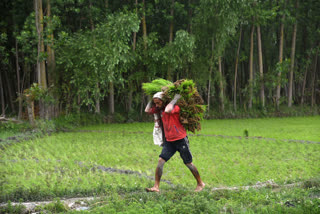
[142, 79, 173, 96]
[163, 79, 205, 133]
[142, 79, 205, 133]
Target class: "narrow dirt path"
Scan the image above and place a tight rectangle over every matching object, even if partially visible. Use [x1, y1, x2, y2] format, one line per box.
[211, 180, 303, 191]
[0, 197, 96, 212]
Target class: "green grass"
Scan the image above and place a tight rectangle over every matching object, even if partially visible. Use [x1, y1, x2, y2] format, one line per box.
[0, 130, 18, 139]
[79, 116, 320, 142]
[0, 116, 319, 213]
[0, 122, 31, 140]
[0, 132, 161, 201]
[71, 187, 320, 214]
[200, 116, 320, 142]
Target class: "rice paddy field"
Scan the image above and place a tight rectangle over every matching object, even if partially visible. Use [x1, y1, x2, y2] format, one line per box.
[0, 116, 319, 213]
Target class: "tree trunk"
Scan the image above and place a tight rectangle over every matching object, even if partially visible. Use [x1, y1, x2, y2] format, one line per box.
[0, 72, 5, 116]
[46, 0, 55, 88]
[88, 0, 100, 114]
[46, 0, 56, 119]
[140, 0, 148, 118]
[77, 94, 81, 114]
[95, 83, 101, 114]
[26, 95, 35, 127]
[249, 24, 254, 109]
[127, 0, 138, 113]
[240, 62, 245, 108]
[133, 0, 138, 52]
[35, 0, 47, 119]
[311, 50, 318, 107]
[234, 25, 242, 111]
[185, 0, 193, 78]
[187, 0, 193, 34]
[140, 93, 146, 119]
[35, 0, 46, 89]
[127, 86, 133, 112]
[169, 0, 174, 43]
[167, 0, 175, 81]
[276, 0, 286, 110]
[15, 38, 22, 119]
[300, 63, 308, 105]
[288, 0, 298, 107]
[89, 0, 95, 31]
[257, 25, 265, 107]
[142, 0, 147, 50]
[4, 69, 15, 114]
[218, 56, 224, 112]
[207, 38, 214, 113]
[109, 82, 114, 114]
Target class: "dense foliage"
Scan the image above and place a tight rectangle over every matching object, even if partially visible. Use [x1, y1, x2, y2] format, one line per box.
[0, 0, 319, 122]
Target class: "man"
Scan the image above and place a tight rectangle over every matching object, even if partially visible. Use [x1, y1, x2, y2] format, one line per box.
[145, 92, 205, 192]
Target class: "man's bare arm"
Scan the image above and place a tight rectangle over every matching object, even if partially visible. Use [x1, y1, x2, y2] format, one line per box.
[145, 100, 153, 113]
[165, 94, 181, 113]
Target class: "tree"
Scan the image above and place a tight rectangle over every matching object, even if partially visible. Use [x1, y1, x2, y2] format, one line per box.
[276, 0, 287, 109]
[288, 0, 298, 107]
[34, 0, 46, 89]
[257, 25, 265, 107]
[15, 38, 22, 119]
[233, 25, 242, 111]
[311, 48, 319, 107]
[46, 0, 57, 118]
[193, 0, 240, 112]
[34, 0, 47, 119]
[158, 30, 195, 80]
[249, 22, 254, 109]
[126, 0, 139, 113]
[0, 71, 5, 116]
[167, 0, 175, 81]
[246, 0, 277, 109]
[0, 33, 9, 116]
[56, 12, 140, 114]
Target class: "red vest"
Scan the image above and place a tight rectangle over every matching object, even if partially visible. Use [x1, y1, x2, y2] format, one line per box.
[150, 105, 187, 141]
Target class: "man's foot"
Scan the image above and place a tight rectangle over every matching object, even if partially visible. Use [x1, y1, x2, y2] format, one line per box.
[145, 187, 160, 192]
[195, 182, 205, 192]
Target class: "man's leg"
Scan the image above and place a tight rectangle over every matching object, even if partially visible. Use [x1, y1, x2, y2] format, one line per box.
[146, 157, 166, 192]
[178, 137, 205, 192]
[186, 162, 205, 192]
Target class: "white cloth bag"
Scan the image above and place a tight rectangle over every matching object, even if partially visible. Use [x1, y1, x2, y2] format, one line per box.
[153, 113, 163, 146]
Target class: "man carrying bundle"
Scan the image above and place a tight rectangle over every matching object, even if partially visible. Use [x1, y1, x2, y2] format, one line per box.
[145, 91, 205, 192]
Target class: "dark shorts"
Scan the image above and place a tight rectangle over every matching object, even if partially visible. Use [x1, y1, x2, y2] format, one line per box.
[159, 136, 193, 164]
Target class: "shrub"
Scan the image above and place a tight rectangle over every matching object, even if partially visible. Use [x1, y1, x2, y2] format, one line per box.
[35, 119, 56, 133]
[35, 198, 69, 213]
[113, 112, 126, 123]
[0, 200, 26, 214]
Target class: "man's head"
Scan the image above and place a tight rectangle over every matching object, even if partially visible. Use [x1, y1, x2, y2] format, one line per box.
[153, 92, 164, 109]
